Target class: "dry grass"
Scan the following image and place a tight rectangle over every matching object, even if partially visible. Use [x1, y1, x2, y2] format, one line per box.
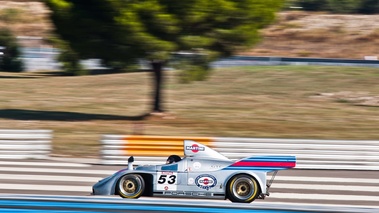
[1, 66, 379, 157]
[243, 11, 379, 59]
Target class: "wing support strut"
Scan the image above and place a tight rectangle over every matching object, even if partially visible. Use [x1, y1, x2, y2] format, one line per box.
[259, 171, 278, 199]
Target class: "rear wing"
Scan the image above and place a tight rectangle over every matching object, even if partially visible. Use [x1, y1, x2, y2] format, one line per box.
[223, 155, 296, 172]
[184, 140, 230, 161]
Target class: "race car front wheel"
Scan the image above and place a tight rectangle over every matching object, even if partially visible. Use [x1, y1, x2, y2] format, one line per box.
[227, 174, 260, 203]
[117, 174, 145, 199]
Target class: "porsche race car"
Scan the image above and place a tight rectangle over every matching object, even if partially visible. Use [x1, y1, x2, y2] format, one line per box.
[92, 140, 296, 203]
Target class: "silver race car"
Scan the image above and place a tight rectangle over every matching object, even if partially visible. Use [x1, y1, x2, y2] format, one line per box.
[92, 140, 296, 203]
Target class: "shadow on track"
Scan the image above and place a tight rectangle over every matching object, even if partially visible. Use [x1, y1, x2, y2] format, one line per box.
[0, 109, 149, 121]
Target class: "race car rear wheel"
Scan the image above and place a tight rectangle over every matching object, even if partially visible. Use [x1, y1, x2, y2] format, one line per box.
[117, 174, 145, 199]
[227, 174, 260, 203]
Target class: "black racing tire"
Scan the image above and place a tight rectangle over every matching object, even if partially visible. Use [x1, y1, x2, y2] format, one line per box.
[227, 174, 260, 203]
[117, 174, 145, 199]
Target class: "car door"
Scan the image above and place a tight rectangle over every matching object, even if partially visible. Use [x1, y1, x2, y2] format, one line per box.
[155, 159, 187, 192]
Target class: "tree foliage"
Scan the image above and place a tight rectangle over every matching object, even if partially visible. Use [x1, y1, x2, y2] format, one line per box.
[44, 0, 283, 112]
[45, 0, 282, 62]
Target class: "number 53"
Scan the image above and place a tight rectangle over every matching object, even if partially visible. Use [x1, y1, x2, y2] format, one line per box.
[158, 174, 176, 184]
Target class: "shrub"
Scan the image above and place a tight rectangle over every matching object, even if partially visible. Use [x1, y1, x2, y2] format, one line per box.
[357, 0, 379, 14]
[171, 52, 211, 83]
[295, 0, 328, 11]
[291, 0, 379, 14]
[48, 36, 86, 75]
[327, 0, 360, 14]
[58, 47, 87, 76]
[0, 28, 24, 72]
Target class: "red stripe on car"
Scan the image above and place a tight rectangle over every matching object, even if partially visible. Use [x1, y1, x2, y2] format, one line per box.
[232, 161, 296, 167]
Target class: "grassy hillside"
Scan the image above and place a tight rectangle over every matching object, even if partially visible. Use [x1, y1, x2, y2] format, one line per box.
[243, 11, 379, 59]
[1, 2, 379, 59]
[1, 66, 379, 157]
[0, 1, 51, 38]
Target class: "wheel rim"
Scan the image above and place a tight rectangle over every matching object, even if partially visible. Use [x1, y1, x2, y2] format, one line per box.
[232, 177, 255, 200]
[119, 175, 142, 197]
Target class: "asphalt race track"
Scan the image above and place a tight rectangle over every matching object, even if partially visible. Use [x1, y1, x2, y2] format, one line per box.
[0, 195, 377, 213]
[0, 159, 378, 212]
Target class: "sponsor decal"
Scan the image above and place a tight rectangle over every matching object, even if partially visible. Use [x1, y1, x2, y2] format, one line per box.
[193, 162, 201, 169]
[161, 171, 174, 175]
[195, 174, 217, 190]
[210, 165, 222, 169]
[188, 178, 194, 185]
[186, 144, 205, 153]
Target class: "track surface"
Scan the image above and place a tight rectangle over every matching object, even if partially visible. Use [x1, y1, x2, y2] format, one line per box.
[0, 159, 378, 208]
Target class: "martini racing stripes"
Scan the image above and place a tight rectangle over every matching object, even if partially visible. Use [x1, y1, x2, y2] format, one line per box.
[223, 156, 296, 171]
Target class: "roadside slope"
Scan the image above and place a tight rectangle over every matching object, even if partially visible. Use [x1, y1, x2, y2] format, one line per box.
[1, 2, 379, 59]
[242, 11, 379, 59]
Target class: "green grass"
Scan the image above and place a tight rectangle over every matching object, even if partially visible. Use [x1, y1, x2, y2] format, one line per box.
[1, 65, 379, 158]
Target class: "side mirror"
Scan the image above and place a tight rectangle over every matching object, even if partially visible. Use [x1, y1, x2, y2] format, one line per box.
[128, 156, 134, 171]
[128, 156, 134, 163]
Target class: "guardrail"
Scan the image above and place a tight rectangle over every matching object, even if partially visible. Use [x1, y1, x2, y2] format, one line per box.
[0, 129, 52, 159]
[212, 56, 379, 68]
[100, 135, 379, 170]
[20, 47, 379, 71]
[100, 135, 214, 165]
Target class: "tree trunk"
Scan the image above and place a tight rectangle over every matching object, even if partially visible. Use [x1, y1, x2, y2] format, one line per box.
[151, 61, 164, 113]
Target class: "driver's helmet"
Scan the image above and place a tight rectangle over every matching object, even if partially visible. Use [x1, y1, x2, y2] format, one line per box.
[166, 155, 181, 164]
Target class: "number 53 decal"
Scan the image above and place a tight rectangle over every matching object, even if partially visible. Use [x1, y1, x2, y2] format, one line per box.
[157, 172, 178, 190]
[158, 174, 177, 184]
